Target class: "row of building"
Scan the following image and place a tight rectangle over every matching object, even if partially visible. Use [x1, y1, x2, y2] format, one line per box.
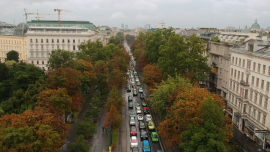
[0, 20, 115, 70]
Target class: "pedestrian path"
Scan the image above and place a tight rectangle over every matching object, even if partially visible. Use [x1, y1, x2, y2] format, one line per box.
[89, 106, 109, 152]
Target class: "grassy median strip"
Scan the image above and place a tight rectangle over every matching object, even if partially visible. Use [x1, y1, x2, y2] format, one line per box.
[107, 128, 118, 149]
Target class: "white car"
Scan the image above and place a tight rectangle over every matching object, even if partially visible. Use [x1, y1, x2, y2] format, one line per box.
[136, 104, 141, 109]
[136, 108, 141, 114]
[137, 114, 144, 121]
[130, 117, 136, 126]
[139, 87, 143, 93]
[145, 114, 152, 122]
[130, 136, 138, 148]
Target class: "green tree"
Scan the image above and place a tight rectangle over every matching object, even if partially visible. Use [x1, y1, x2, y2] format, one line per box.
[6, 50, 19, 62]
[125, 34, 135, 45]
[144, 29, 172, 64]
[68, 135, 90, 152]
[76, 121, 96, 137]
[136, 32, 148, 42]
[211, 36, 220, 42]
[4, 60, 17, 68]
[116, 32, 124, 42]
[180, 98, 228, 152]
[48, 49, 75, 69]
[0, 63, 8, 82]
[158, 33, 211, 80]
[109, 36, 121, 46]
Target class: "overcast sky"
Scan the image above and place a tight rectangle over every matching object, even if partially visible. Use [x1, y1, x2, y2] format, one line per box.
[1, 0, 270, 29]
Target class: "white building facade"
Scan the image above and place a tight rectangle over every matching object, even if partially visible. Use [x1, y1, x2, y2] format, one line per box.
[227, 39, 270, 150]
[26, 26, 101, 70]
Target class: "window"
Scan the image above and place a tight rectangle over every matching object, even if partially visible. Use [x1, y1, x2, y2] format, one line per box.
[239, 59, 241, 66]
[41, 45, 43, 50]
[41, 53, 44, 58]
[267, 82, 270, 92]
[258, 64, 261, 73]
[47, 53, 50, 58]
[68, 39, 70, 43]
[73, 46, 75, 50]
[62, 39, 65, 43]
[237, 84, 239, 93]
[249, 106, 252, 115]
[263, 65, 266, 74]
[42, 61, 44, 64]
[57, 45, 59, 49]
[31, 53, 33, 57]
[241, 72, 244, 80]
[57, 39, 59, 43]
[264, 98, 268, 109]
[234, 70, 236, 77]
[263, 114, 266, 125]
[73, 39, 75, 43]
[36, 39, 38, 43]
[244, 104, 247, 113]
[30, 39, 33, 43]
[52, 39, 54, 43]
[247, 60, 251, 69]
[231, 68, 233, 76]
[259, 95, 262, 106]
[253, 109, 256, 118]
[47, 61, 49, 64]
[46, 39, 49, 43]
[255, 93, 257, 103]
[258, 112, 261, 121]
[52, 45, 54, 50]
[41, 39, 43, 43]
[31, 61, 34, 64]
[250, 91, 253, 100]
[261, 80, 264, 89]
[232, 57, 234, 64]
[252, 76, 254, 85]
[269, 66, 270, 75]
[253, 62, 256, 71]
[236, 58, 238, 65]
[238, 71, 240, 79]
[256, 78, 259, 87]
[233, 82, 235, 91]
[230, 81, 232, 89]
[37, 61, 39, 64]
[36, 52, 38, 58]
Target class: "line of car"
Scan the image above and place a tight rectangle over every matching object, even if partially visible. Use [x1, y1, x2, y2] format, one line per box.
[127, 69, 162, 152]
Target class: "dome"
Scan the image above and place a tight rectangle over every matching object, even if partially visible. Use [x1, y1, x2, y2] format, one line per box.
[251, 19, 260, 29]
[14, 23, 29, 36]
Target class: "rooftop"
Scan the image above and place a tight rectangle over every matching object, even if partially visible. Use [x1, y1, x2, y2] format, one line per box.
[26, 20, 96, 29]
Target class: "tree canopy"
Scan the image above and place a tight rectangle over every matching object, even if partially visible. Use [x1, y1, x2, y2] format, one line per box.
[6, 50, 19, 62]
[48, 49, 76, 69]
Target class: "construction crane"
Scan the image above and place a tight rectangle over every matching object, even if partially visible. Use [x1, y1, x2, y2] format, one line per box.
[158, 20, 165, 29]
[54, 9, 72, 27]
[35, 16, 45, 20]
[24, 9, 56, 22]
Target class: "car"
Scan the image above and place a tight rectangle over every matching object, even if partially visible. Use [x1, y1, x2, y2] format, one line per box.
[136, 103, 140, 109]
[129, 102, 133, 109]
[142, 101, 147, 107]
[135, 78, 139, 82]
[133, 89, 138, 96]
[130, 117, 136, 126]
[137, 114, 144, 121]
[156, 150, 162, 152]
[148, 121, 155, 130]
[140, 93, 144, 99]
[134, 71, 137, 76]
[136, 81, 141, 86]
[139, 121, 146, 130]
[129, 111, 136, 117]
[130, 126, 137, 136]
[128, 95, 133, 101]
[131, 82, 136, 88]
[151, 132, 159, 142]
[144, 107, 150, 114]
[140, 129, 148, 140]
[142, 140, 150, 152]
[145, 114, 152, 122]
[130, 136, 138, 148]
[139, 87, 143, 93]
[127, 85, 131, 92]
[131, 147, 139, 152]
[136, 108, 141, 114]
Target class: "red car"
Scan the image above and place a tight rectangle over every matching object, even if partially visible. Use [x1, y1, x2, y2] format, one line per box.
[130, 126, 137, 136]
[144, 107, 150, 114]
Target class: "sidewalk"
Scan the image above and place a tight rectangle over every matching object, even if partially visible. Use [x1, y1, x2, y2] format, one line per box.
[59, 92, 94, 152]
[89, 105, 109, 152]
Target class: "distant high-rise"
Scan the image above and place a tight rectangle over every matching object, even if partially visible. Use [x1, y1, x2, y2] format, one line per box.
[144, 24, 150, 30]
[121, 23, 124, 29]
[125, 24, 128, 30]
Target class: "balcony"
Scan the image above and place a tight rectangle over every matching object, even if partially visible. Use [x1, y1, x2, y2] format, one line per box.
[240, 80, 250, 88]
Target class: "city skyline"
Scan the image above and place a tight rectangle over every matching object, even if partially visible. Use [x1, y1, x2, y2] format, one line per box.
[0, 0, 270, 29]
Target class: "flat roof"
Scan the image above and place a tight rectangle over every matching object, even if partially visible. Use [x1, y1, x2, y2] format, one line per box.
[28, 26, 89, 30]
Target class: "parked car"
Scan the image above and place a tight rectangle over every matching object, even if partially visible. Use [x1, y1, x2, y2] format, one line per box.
[128, 95, 133, 102]
[145, 114, 152, 122]
[140, 130, 148, 140]
[136, 108, 141, 114]
[139, 121, 146, 130]
[156, 150, 162, 152]
[142, 140, 150, 152]
[140, 93, 144, 99]
[130, 117, 136, 126]
[129, 111, 136, 117]
[127, 85, 131, 92]
[131, 147, 139, 152]
[130, 136, 138, 148]
[136, 103, 140, 109]
[139, 87, 143, 93]
[129, 102, 133, 109]
[144, 107, 150, 114]
[137, 114, 144, 121]
[142, 101, 147, 107]
[135, 78, 139, 82]
[133, 89, 138, 96]
[130, 126, 137, 136]
[148, 121, 155, 130]
[136, 81, 141, 86]
[151, 132, 159, 142]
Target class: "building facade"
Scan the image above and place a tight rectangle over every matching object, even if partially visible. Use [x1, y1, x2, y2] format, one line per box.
[227, 39, 270, 150]
[26, 26, 101, 70]
[0, 35, 27, 63]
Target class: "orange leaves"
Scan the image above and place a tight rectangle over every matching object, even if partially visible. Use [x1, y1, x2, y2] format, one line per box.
[130, 39, 144, 53]
[137, 54, 150, 70]
[108, 68, 126, 90]
[104, 104, 122, 129]
[158, 86, 226, 146]
[143, 64, 163, 92]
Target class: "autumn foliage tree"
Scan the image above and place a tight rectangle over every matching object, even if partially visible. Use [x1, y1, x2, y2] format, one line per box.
[104, 104, 122, 129]
[130, 39, 144, 54]
[142, 64, 163, 93]
[105, 86, 124, 111]
[157, 86, 232, 147]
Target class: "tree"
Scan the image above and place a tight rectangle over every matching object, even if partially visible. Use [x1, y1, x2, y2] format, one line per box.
[142, 64, 163, 93]
[48, 49, 76, 69]
[116, 32, 124, 42]
[157, 86, 228, 146]
[108, 36, 121, 46]
[130, 39, 144, 53]
[144, 29, 172, 64]
[105, 86, 124, 111]
[94, 60, 108, 93]
[133, 47, 144, 62]
[180, 98, 229, 152]
[68, 135, 90, 152]
[0, 124, 63, 152]
[0, 63, 8, 82]
[136, 32, 148, 42]
[125, 34, 135, 45]
[4, 60, 17, 68]
[136, 54, 150, 70]
[6, 50, 19, 62]
[104, 104, 122, 129]
[108, 68, 126, 90]
[211, 36, 220, 42]
[158, 33, 211, 81]
[76, 121, 95, 137]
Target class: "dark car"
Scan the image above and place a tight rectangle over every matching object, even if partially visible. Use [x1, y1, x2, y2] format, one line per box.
[131, 147, 139, 152]
[127, 85, 131, 92]
[129, 102, 133, 109]
[133, 89, 138, 96]
[140, 129, 148, 140]
[140, 93, 144, 99]
[139, 121, 146, 130]
[144, 107, 150, 114]
[128, 95, 133, 102]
